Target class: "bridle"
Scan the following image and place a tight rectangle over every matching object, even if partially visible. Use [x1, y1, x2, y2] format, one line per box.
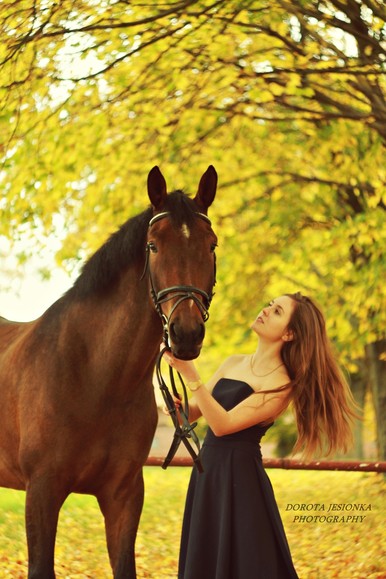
[142, 210, 216, 472]
[141, 211, 215, 340]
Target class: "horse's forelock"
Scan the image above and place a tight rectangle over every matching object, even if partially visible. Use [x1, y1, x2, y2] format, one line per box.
[163, 191, 198, 228]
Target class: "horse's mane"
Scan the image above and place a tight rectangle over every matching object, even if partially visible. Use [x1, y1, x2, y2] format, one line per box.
[68, 190, 199, 299]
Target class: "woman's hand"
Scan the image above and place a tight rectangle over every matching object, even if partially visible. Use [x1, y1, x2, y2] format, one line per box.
[162, 394, 182, 416]
[162, 347, 200, 382]
[160, 345, 204, 422]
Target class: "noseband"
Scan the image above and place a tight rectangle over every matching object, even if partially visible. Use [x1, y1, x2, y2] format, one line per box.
[142, 210, 216, 472]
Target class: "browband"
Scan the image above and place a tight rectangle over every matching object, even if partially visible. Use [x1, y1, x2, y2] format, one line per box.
[148, 211, 211, 228]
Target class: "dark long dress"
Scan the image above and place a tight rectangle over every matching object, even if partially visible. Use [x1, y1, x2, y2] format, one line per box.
[178, 378, 299, 579]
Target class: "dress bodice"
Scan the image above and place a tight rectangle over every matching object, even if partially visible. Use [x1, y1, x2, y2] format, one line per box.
[204, 378, 273, 446]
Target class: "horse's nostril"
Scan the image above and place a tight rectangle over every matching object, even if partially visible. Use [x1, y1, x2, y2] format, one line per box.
[169, 321, 205, 346]
[169, 322, 180, 344]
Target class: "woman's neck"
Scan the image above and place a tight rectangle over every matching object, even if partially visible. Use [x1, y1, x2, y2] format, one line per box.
[252, 341, 283, 366]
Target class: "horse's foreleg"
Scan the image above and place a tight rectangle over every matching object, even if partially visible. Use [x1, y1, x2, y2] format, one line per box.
[97, 468, 145, 579]
[25, 477, 67, 579]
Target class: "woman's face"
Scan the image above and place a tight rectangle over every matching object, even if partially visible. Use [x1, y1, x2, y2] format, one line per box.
[251, 295, 296, 343]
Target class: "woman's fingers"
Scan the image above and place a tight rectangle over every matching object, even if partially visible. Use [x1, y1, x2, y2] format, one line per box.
[162, 396, 182, 416]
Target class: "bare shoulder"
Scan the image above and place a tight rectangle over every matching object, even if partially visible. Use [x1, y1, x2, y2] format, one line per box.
[223, 354, 244, 365]
[220, 354, 248, 372]
[205, 354, 245, 392]
[257, 366, 292, 394]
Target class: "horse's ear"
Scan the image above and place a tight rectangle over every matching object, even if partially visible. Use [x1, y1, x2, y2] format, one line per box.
[194, 165, 217, 213]
[147, 166, 167, 209]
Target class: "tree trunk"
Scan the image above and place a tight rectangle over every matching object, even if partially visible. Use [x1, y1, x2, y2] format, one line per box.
[365, 339, 386, 461]
[346, 360, 366, 459]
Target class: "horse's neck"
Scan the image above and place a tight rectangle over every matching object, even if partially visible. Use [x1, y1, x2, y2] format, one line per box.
[57, 274, 162, 384]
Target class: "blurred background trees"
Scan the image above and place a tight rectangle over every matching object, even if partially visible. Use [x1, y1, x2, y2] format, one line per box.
[1, 0, 385, 459]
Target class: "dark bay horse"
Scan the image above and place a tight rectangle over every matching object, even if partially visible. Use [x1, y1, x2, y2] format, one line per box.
[0, 166, 218, 578]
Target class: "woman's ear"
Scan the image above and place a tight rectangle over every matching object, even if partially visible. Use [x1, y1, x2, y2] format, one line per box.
[282, 330, 294, 342]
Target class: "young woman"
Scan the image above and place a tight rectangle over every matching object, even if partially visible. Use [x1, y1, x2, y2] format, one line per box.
[163, 292, 358, 579]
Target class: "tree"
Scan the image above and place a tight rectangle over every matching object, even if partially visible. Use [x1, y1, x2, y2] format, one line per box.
[1, 0, 385, 457]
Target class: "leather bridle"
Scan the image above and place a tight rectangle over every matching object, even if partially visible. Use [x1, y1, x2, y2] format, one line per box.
[142, 210, 216, 472]
[142, 211, 215, 341]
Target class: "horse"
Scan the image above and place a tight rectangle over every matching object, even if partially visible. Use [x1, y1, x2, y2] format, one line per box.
[0, 165, 218, 578]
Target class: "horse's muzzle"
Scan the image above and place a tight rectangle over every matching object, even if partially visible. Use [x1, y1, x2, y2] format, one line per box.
[169, 321, 205, 360]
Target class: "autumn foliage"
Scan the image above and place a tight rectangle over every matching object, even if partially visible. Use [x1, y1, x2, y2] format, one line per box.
[0, 3, 385, 453]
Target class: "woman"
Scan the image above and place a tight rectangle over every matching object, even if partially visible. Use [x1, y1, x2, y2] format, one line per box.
[163, 292, 358, 579]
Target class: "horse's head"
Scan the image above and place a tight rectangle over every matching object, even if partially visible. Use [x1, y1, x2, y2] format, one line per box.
[146, 166, 218, 360]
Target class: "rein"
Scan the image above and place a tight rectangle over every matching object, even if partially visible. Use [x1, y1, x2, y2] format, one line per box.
[144, 210, 215, 472]
[156, 346, 204, 472]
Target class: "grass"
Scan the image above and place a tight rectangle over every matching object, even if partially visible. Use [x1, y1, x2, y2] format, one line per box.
[0, 469, 384, 578]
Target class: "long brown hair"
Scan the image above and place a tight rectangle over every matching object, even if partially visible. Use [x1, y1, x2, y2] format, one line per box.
[281, 292, 359, 459]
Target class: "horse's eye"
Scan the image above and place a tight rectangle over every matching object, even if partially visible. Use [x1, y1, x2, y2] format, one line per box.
[148, 242, 158, 253]
[210, 243, 217, 253]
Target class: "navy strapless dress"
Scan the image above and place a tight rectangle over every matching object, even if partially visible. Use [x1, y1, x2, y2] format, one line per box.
[178, 378, 299, 579]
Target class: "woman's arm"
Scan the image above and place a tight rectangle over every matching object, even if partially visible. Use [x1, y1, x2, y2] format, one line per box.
[190, 383, 289, 436]
[171, 356, 232, 423]
[163, 352, 290, 436]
